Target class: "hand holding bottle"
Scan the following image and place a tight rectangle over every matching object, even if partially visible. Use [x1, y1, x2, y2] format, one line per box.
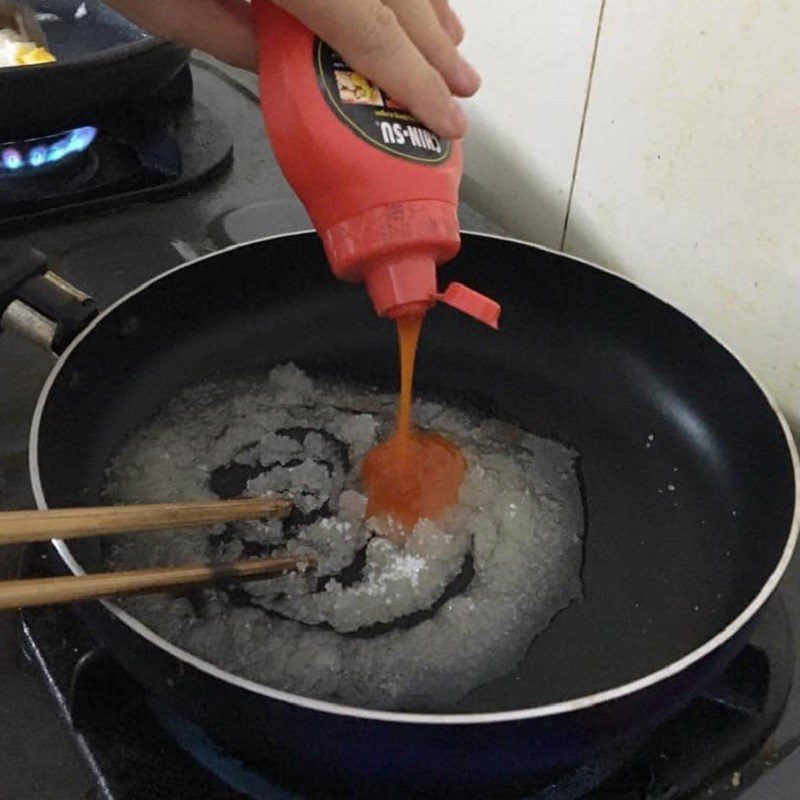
[104, 0, 481, 138]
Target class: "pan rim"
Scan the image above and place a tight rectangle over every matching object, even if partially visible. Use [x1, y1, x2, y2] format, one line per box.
[29, 230, 800, 726]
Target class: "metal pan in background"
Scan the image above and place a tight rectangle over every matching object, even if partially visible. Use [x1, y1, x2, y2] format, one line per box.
[0, 0, 189, 140]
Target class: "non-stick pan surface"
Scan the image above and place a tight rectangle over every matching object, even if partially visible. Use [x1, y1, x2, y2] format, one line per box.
[29, 0, 148, 57]
[0, 1, 188, 140]
[32, 232, 798, 714]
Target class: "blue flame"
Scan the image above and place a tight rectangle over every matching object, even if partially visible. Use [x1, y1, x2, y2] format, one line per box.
[2, 149, 23, 170]
[1, 126, 97, 173]
[67, 126, 97, 153]
[28, 146, 47, 167]
[44, 126, 97, 164]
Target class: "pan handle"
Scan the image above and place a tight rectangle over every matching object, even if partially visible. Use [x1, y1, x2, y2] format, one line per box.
[0, 242, 97, 356]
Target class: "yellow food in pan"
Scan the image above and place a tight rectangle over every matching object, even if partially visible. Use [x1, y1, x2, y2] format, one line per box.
[0, 28, 55, 67]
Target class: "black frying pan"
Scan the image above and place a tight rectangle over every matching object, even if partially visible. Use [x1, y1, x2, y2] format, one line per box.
[0, 0, 188, 140]
[1, 233, 798, 796]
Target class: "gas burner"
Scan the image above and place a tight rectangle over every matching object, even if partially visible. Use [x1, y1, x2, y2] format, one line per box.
[0, 127, 99, 200]
[0, 66, 232, 233]
[1, 126, 98, 174]
[14, 543, 796, 800]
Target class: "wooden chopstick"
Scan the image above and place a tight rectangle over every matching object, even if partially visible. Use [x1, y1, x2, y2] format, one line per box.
[0, 555, 315, 610]
[0, 498, 292, 545]
[0, 497, 308, 610]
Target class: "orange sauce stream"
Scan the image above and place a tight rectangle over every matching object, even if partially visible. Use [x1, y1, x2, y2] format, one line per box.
[361, 315, 466, 538]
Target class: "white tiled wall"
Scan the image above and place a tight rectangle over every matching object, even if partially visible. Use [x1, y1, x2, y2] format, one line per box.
[461, 0, 800, 433]
[566, 0, 800, 432]
[457, 0, 603, 248]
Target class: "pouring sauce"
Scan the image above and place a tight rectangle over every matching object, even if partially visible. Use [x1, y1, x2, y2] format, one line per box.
[361, 315, 466, 536]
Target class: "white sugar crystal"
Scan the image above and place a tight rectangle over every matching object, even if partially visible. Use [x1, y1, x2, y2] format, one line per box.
[336, 413, 379, 457]
[266, 362, 314, 402]
[338, 490, 367, 522]
[258, 433, 300, 458]
[290, 459, 331, 494]
[246, 468, 291, 496]
[238, 518, 284, 545]
[102, 365, 583, 712]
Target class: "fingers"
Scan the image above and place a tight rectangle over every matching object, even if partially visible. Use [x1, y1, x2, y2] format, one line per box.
[383, 0, 479, 97]
[274, 0, 469, 138]
[104, 0, 258, 71]
[430, 0, 465, 45]
[104, 0, 478, 139]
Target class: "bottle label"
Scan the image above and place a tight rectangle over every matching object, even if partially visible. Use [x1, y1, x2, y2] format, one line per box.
[314, 39, 452, 165]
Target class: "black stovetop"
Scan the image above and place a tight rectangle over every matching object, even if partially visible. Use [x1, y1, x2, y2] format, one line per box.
[1, 56, 799, 800]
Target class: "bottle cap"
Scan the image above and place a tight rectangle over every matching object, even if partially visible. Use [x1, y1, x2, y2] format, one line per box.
[432, 283, 501, 329]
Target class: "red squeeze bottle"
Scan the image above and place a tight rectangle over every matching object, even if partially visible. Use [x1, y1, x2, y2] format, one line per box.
[253, 1, 500, 327]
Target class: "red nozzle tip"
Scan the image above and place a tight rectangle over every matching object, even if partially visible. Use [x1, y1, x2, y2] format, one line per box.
[433, 283, 501, 329]
[365, 257, 437, 318]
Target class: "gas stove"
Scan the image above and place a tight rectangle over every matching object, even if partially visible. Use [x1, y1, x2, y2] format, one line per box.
[0, 56, 799, 800]
[0, 64, 232, 234]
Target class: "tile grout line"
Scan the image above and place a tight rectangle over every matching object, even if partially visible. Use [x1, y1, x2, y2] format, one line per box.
[560, 0, 607, 251]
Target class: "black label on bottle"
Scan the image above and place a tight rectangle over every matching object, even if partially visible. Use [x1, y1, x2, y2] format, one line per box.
[314, 38, 452, 165]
